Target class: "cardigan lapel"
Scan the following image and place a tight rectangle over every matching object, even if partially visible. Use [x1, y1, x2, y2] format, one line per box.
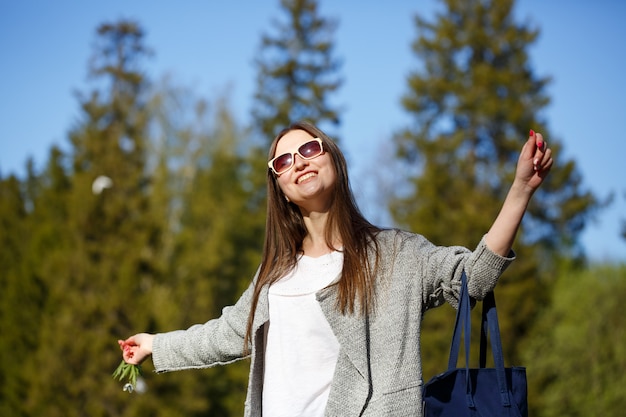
[247, 285, 270, 415]
[252, 285, 270, 327]
[317, 285, 374, 416]
[316, 285, 371, 382]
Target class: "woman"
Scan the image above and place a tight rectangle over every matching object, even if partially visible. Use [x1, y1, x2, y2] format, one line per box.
[119, 121, 552, 416]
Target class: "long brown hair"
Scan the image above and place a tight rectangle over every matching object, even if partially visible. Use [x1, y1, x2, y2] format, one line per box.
[244, 121, 381, 351]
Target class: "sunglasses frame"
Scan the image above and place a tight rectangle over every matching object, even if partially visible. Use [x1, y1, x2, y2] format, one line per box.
[268, 138, 325, 175]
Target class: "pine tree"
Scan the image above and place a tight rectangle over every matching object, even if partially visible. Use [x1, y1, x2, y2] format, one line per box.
[252, 0, 343, 142]
[175, 103, 264, 416]
[145, 84, 265, 416]
[24, 20, 164, 417]
[0, 172, 31, 417]
[0, 148, 74, 417]
[392, 0, 598, 377]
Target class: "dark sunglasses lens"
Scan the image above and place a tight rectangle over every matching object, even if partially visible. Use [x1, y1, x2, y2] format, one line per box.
[273, 154, 293, 173]
[300, 140, 322, 158]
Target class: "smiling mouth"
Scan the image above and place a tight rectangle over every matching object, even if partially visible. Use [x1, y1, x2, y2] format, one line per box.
[297, 172, 317, 184]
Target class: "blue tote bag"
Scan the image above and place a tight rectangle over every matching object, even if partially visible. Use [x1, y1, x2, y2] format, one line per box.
[422, 272, 528, 417]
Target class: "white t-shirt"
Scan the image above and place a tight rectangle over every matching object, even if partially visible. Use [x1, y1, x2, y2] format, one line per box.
[263, 250, 343, 417]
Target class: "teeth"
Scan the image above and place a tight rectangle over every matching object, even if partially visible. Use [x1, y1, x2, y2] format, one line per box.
[297, 172, 316, 183]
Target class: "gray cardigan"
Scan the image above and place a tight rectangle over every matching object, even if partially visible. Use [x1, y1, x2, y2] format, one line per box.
[152, 229, 514, 416]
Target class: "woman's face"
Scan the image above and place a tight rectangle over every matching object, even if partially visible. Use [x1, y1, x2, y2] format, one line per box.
[272, 129, 337, 212]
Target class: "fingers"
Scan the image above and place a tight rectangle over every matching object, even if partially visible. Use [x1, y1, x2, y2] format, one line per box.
[118, 338, 139, 363]
[118, 334, 154, 365]
[532, 131, 544, 171]
[529, 129, 551, 172]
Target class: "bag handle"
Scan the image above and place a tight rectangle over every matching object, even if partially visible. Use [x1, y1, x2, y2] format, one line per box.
[447, 272, 470, 369]
[480, 290, 512, 407]
[447, 272, 512, 408]
[447, 272, 474, 407]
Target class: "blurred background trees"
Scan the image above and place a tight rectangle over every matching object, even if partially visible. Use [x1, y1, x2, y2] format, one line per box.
[522, 264, 626, 416]
[0, 0, 623, 416]
[252, 0, 342, 142]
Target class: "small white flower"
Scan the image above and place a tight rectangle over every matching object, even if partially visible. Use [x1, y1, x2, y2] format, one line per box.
[123, 383, 134, 393]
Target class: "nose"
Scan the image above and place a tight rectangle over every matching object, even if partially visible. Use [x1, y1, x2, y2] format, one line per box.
[293, 153, 308, 170]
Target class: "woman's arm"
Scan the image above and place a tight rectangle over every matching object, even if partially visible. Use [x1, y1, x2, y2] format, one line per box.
[118, 270, 262, 371]
[484, 130, 553, 256]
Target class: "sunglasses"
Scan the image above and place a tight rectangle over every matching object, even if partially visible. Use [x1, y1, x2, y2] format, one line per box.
[268, 138, 324, 175]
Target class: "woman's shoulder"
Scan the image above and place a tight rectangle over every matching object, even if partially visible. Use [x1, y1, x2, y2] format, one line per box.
[373, 228, 429, 245]
[369, 228, 437, 260]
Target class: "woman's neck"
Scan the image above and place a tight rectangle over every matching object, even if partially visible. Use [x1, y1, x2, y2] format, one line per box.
[302, 239, 341, 258]
[301, 212, 341, 258]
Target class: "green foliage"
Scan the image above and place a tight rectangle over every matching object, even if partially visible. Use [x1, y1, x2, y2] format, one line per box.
[146, 92, 264, 416]
[252, 0, 343, 141]
[19, 20, 160, 417]
[0, 174, 30, 417]
[0, 19, 260, 417]
[112, 361, 143, 392]
[393, 0, 599, 378]
[522, 263, 626, 416]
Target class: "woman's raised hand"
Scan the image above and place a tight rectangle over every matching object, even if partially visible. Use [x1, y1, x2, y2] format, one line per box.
[515, 129, 553, 193]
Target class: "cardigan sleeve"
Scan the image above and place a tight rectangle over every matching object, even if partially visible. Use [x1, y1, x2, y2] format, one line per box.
[418, 233, 515, 310]
[463, 234, 516, 300]
[378, 230, 514, 312]
[151, 273, 258, 373]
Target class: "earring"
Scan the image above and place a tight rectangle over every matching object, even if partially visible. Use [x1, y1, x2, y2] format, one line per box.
[285, 195, 290, 203]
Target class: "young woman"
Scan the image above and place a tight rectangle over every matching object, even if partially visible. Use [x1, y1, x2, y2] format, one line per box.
[119, 121, 552, 416]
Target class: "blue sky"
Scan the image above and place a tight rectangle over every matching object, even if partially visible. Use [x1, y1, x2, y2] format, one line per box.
[1, 1, 624, 262]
